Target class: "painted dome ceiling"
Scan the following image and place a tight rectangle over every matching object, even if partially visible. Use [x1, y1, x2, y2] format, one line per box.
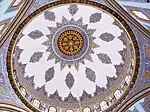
[0, 0, 150, 112]
[7, 1, 140, 112]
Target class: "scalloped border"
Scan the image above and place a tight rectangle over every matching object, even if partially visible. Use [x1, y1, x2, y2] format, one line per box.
[6, 0, 140, 112]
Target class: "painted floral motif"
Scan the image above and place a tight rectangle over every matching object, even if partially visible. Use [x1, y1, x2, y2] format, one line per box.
[65, 72, 75, 89]
[68, 5, 79, 16]
[30, 52, 43, 63]
[49, 90, 62, 101]
[64, 93, 78, 103]
[28, 30, 44, 39]
[97, 53, 112, 64]
[42, 17, 98, 71]
[89, 13, 102, 23]
[44, 11, 55, 21]
[14, 4, 127, 102]
[45, 67, 55, 82]
[85, 67, 96, 83]
[80, 90, 92, 101]
[99, 32, 115, 42]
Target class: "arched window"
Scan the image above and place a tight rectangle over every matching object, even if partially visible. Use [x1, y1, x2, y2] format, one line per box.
[125, 75, 131, 85]
[49, 106, 56, 112]
[45, 108, 49, 112]
[33, 99, 40, 108]
[66, 110, 73, 112]
[83, 107, 91, 112]
[114, 90, 122, 99]
[20, 87, 26, 96]
[100, 101, 108, 111]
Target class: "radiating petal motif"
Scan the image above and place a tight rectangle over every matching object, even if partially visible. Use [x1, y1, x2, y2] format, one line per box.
[94, 85, 105, 96]
[45, 67, 55, 82]
[106, 76, 117, 88]
[87, 29, 96, 36]
[42, 17, 96, 71]
[85, 67, 96, 83]
[60, 61, 67, 71]
[49, 90, 62, 101]
[97, 53, 112, 64]
[36, 85, 46, 93]
[85, 54, 93, 62]
[80, 90, 92, 101]
[89, 13, 102, 23]
[62, 16, 69, 24]
[44, 11, 55, 21]
[74, 63, 79, 71]
[65, 72, 75, 89]
[76, 17, 83, 25]
[14, 5, 127, 104]
[47, 53, 55, 61]
[82, 24, 88, 30]
[25, 75, 35, 87]
[29, 52, 43, 63]
[118, 32, 127, 46]
[91, 42, 100, 49]
[80, 60, 85, 65]
[64, 93, 78, 103]
[56, 22, 62, 28]
[68, 5, 78, 16]
[18, 63, 26, 74]
[55, 58, 60, 64]
[118, 48, 127, 62]
[28, 30, 44, 39]
[99, 33, 115, 42]
[42, 40, 50, 47]
[14, 46, 23, 61]
[114, 64, 124, 76]
[70, 18, 76, 24]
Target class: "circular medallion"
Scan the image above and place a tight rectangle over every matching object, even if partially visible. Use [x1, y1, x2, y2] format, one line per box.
[58, 30, 84, 56]
[7, 1, 140, 112]
[52, 25, 89, 62]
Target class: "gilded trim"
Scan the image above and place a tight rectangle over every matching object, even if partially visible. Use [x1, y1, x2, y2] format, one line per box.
[0, 102, 31, 112]
[105, 0, 150, 39]
[6, 0, 140, 112]
[0, 108, 18, 112]
[0, 0, 36, 48]
[116, 87, 150, 112]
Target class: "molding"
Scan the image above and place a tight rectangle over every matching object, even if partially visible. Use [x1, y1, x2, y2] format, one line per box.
[116, 87, 150, 112]
[0, 0, 36, 48]
[0, 102, 31, 112]
[105, 0, 150, 39]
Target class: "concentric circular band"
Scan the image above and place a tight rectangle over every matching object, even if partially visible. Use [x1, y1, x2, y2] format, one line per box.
[58, 30, 84, 56]
[52, 25, 89, 62]
[6, 1, 140, 112]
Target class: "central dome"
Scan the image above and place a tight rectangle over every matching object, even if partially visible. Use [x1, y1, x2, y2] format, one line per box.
[7, 2, 139, 112]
